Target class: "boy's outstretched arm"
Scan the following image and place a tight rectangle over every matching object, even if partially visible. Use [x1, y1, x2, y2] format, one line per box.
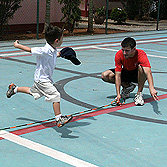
[14, 40, 31, 52]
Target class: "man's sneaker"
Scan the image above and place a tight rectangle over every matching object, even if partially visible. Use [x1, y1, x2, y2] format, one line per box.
[134, 92, 144, 106]
[56, 115, 73, 128]
[6, 83, 16, 98]
[121, 83, 136, 99]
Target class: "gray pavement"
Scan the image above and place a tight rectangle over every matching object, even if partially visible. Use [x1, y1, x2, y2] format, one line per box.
[77, 17, 167, 32]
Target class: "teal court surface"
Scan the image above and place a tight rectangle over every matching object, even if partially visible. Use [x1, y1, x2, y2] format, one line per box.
[0, 30, 167, 167]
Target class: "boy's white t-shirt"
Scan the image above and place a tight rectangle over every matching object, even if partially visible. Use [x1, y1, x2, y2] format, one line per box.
[31, 42, 57, 83]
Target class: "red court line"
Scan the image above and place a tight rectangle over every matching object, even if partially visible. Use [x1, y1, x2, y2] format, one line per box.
[0, 54, 31, 59]
[66, 36, 167, 49]
[0, 50, 22, 54]
[0, 37, 166, 62]
[0, 94, 166, 140]
[1, 36, 167, 55]
[156, 42, 167, 46]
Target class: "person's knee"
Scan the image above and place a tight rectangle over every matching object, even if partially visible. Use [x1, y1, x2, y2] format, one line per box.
[101, 72, 105, 80]
[101, 70, 115, 83]
[101, 71, 109, 81]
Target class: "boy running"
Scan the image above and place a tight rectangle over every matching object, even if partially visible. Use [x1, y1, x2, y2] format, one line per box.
[6, 24, 73, 127]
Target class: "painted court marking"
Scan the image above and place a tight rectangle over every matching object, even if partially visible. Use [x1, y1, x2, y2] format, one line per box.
[0, 95, 166, 167]
[0, 94, 166, 141]
[1, 37, 167, 59]
[0, 130, 98, 167]
[0, 35, 167, 166]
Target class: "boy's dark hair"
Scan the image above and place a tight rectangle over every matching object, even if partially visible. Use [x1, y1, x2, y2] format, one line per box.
[121, 37, 136, 49]
[45, 24, 63, 44]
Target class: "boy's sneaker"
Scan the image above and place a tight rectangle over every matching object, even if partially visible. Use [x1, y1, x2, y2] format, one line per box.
[134, 92, 144, 106]
[121, 83, 136, 99]
[6, 83, 16, 98]
[56, 115, 73, 128]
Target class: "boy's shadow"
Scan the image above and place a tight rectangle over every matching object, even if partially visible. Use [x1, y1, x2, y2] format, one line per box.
[16, 117, 94, 139]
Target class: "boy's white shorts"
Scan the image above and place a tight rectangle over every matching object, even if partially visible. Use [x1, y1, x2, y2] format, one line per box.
[30, 81, 60, 103]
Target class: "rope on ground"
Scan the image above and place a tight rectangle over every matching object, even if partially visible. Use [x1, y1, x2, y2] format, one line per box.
[0, 98, 125, 131]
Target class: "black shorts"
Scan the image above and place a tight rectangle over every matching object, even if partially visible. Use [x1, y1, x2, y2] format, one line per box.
[110, 68, 138, 83]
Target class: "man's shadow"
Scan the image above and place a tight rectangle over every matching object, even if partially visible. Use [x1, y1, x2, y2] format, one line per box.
[143, 94, 161, 115]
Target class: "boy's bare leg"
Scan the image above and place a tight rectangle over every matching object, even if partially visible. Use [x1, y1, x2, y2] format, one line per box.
[53, 102, 61, 116]
[17, 87, 31, 94]
[53, 102, 73, 127]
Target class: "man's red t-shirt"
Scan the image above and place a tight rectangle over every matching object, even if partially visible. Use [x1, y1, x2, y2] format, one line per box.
[115, 49, 151, 72]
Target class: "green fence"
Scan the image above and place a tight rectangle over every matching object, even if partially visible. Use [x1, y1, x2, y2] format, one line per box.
[1, 0, 166, 40]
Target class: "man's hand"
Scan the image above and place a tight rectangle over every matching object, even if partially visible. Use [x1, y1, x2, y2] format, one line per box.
[116, 94, 122, 103]
[150, 88, 159, 101]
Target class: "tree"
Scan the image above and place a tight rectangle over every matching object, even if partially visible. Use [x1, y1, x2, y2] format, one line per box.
[43, 0, 51, 33]
[150, 0, 167, 19]
[122, 0, 167, 20]
[121, 0, 140, 19]
[0, 0, 22, 34]
[87, 0, 93, 32]
[58, 0, 81, 34]
[121, 0, 155, 20]
[45, 0, 51, 26]
[158, 0, 167, 19]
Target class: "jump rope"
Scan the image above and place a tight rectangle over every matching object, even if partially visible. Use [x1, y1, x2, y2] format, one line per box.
[0, 98, 125, 131]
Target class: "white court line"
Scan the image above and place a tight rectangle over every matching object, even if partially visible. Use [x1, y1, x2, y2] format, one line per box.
[68, 38, 167, 49]
[0, 130, 98, 167]
[147, 54, 167, 59]
[93, 46, 118, 52]
[1, 38, 167, 59]
[73, 38, 167, 49]
[93, 46, 167, 59]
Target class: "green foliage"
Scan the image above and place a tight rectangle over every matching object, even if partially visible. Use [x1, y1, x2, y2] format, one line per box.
[58, 0, 81, 33]
[110, 8, 127, 24]
[158, 0, 167, 19]
[146, 0, 167, 20]
[0, 0, 22, 34]
[94, 6, 106, 24]
[121, 0, 139, 20]
[121, 0, 167, 20]
[95, 6, 106, 17]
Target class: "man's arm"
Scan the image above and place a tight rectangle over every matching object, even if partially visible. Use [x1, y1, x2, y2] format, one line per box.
[14, 40, 31, 53]
[143, 67, 158, 100]
[115, 71, 122, 102]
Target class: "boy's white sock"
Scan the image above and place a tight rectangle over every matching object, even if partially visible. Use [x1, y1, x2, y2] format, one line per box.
[14, 86, 18, 93]
[55, 114, 62, 121]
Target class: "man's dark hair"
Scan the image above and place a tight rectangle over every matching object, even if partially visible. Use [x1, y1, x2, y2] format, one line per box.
[121, 37, 136, 49]
[45, 24, 63, 44]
